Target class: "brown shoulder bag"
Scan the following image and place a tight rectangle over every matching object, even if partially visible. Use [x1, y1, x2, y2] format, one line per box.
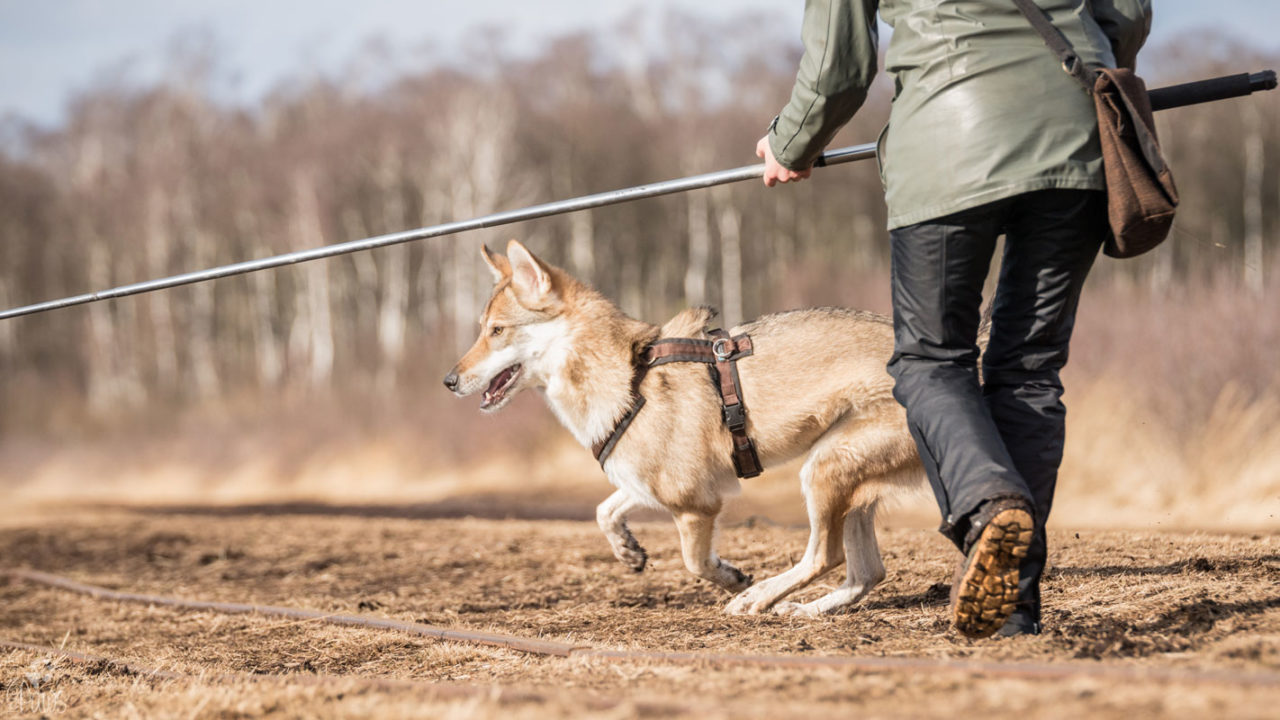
[1013, 0, 1178, 258]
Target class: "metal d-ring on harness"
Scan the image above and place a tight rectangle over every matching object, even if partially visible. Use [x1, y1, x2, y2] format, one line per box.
[591, 329, 764, 479]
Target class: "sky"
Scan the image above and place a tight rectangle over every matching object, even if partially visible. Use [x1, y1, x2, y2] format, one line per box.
[1, 0, 1276, 128]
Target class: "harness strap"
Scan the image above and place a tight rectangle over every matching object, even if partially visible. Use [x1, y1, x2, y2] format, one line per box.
[705, 329, 763, 479]
[591, 361, 649, 465]
[644, 335, 753, 366]
[592, 329, 763, 479]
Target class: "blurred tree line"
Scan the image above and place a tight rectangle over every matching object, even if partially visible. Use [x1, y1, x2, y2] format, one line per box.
[0, 14, 1275, 430]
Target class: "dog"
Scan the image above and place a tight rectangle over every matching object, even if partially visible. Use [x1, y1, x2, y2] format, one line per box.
[445, 239, 925, 616]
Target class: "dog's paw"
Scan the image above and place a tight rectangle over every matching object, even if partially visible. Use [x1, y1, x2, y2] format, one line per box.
[614, 543, 648, 573]
[725, 585, 772, 615]
[771, 601, 819, 618]
[724, 593, 756, 615]
[610, 528, 648, 572]
[717, 561, 753, 593]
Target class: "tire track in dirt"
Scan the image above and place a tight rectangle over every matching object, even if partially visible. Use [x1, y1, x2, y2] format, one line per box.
[9, 568, 1280, 689]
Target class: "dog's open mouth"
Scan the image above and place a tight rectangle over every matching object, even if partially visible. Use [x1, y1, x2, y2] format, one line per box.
[480, 364, 522, 409]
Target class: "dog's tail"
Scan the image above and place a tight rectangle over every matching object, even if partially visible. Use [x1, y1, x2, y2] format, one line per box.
[977, 302, 994, 350]
[661, 305, 719, 338]
[975, 303, 994, 380]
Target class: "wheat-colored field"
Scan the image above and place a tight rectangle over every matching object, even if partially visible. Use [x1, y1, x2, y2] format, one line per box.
[4, 277, 1277, 532]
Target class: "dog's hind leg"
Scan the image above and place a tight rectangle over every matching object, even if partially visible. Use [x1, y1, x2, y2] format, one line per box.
[772, 501, 886, 617]
[672, 510, 753, 593]
[724, 451, 851, 615]
[597, 489, 648, 572]
[738, 410, 919, 617]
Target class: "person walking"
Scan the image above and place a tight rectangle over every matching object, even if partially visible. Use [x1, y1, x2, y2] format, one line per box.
[758, 0, 1152, 638]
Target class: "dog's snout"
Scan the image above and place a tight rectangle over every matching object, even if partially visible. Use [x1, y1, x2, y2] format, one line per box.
[443, 371, 460, 392]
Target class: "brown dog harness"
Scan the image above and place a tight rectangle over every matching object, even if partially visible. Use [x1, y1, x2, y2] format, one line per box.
[591, 329, 763, 478]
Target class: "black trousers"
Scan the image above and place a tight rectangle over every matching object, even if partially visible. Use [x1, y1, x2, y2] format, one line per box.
[887, 189, 1106, 625]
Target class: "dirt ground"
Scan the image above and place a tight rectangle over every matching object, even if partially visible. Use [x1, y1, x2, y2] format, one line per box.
[1, 504, 1278, 719]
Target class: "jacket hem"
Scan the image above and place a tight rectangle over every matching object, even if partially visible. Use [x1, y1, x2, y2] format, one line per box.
[885, 177, 1106, 230]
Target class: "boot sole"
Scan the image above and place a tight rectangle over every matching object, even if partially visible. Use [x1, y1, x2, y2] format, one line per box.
[953, 508, 1033, 639]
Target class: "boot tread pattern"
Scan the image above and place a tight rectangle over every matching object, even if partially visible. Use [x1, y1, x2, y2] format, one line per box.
[953, 508, 1033, 639]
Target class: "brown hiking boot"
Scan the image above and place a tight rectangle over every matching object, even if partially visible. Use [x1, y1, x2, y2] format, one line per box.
[950, 502, 1034, 639]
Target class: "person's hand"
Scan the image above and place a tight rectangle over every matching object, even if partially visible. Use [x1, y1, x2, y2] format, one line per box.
[757, 135, 812, 187]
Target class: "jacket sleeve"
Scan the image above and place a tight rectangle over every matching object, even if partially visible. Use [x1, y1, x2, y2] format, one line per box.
[769, 0, 879, 171]
[1090, 0, 1152, 70]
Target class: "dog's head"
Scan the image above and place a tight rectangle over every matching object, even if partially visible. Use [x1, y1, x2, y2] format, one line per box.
[443, 239, 568, 412]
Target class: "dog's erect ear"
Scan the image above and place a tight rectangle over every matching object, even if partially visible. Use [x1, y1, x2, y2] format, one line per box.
[480, 244, 510, 284]
[507, 239, 554, 306]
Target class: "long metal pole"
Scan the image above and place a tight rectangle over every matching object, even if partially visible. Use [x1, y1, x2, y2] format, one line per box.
[0, 144, 877, 321]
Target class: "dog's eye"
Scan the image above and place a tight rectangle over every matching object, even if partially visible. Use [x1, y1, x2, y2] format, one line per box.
[490, 326, 504, 337]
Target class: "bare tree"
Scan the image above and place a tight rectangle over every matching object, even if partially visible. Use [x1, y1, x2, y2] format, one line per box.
[1243, 101, 1265, 295]
[374, 146, 411, 389]
[288, 169, 334, 388]
[436, 85, 532, 353]
[714, 185, 744, 327]
[683, 186, 712, 307]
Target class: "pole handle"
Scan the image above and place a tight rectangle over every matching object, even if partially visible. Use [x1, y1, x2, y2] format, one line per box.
[1148, 70, 1276, 112]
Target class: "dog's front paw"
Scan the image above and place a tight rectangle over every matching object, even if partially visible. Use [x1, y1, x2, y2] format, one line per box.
[610, 526, 648, 572]
[725, 574, 803, 615]
[615, 543, 648, 573]
[724, 593, 756, 615]
[725, 585, 772, 615]
[772, 601, 819, 618]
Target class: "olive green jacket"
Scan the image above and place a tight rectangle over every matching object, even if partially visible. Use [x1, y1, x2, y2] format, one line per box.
[768, 0, 1152, 229]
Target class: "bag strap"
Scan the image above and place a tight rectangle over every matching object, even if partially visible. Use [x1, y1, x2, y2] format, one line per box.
[1011, 0, 1095, 92]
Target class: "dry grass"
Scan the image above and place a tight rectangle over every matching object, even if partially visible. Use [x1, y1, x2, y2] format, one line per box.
[1, 276, 1277, 534]
[1054, 276, 1280, 529]
[1056, 378, 1280, 528]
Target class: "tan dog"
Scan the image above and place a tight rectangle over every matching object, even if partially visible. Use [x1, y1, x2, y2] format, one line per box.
[445, 240, 924, 616]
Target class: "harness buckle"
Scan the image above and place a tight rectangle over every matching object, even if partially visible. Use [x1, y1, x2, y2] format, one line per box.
[721, 403, 747, 432]
[712, 337, 732, 361]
